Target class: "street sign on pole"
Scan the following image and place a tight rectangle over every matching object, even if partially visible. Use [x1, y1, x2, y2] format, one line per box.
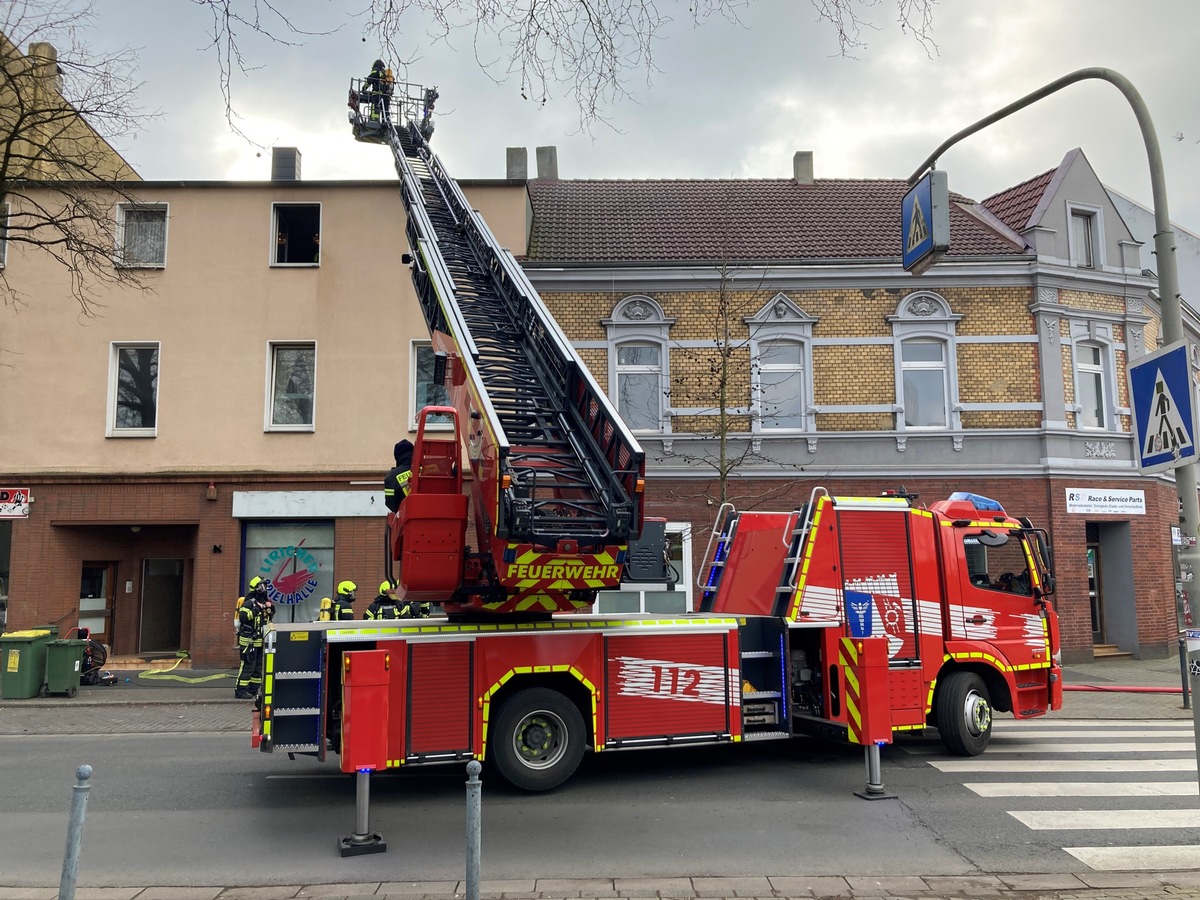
[1128, 340, 1198, 474]
[902, 170, 949, 275]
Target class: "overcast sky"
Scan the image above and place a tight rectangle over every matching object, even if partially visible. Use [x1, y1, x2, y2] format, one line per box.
[81, 0, 1200, 232]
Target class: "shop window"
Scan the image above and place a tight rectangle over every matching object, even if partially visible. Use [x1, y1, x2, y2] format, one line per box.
[267, 342, 316, 431]
[244, 522, 334, 624]
[107, 342, 159, 437]
[594, 522, 692, 614]
[272, 203, 321, 265]
[116, 203, 168, 268]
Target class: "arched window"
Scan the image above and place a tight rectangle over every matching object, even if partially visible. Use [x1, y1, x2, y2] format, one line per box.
[603, 296, 675, 433]
[744, 293, 817, 433]
[888, 292, 962, 432]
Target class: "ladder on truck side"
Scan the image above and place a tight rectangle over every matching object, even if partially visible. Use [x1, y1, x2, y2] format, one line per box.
[349, 81, 648, 615]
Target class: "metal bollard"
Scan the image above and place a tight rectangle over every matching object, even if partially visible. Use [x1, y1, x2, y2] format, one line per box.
[465, 760, 482, 900]
[1181, 635, 1192, 710]
[59, 764, 93, 900]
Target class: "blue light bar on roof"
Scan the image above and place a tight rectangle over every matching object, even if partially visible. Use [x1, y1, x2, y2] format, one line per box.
[948, 492, 1005, 513]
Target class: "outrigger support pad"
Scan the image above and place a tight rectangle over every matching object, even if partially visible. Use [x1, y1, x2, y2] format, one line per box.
[338, 770, 387, 856]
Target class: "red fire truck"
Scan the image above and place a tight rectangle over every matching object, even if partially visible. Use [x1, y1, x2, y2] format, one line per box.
[252, 83, 1062, 838]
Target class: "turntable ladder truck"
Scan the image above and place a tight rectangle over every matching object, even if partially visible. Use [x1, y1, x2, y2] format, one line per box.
[253, 83, 1062, 855]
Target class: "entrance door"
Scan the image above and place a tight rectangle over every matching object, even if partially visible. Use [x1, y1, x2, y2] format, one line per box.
[79, 563, 116, 645]
[1087, 544, 1104, 643]
[140, 558, 183, 653]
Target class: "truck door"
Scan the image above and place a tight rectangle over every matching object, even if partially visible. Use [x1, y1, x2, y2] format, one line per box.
[954, 529, 1047, 669]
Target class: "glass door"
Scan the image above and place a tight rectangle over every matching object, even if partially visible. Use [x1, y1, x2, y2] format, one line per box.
[79, 563, 116, 644]
[1087, 545, 1104, 643]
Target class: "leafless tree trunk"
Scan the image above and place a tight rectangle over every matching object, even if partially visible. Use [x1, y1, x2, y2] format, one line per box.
[1, 0, 153, 314]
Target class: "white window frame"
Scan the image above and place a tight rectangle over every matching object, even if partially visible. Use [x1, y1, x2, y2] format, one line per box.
[270, 202, 322, 267]
[115, 203, 168, 269]
[745, 293, 817, 434]
[1067, 202, 1105, 270]
[603, 295, 675, 434]
[888, 292, 962, 432]
[594, 521, 694, 614]
[410, 340, 453, 431]
[106, 341, 160, 438]
[265, 341, 317, 432]
[1067, 320, 1117, 431]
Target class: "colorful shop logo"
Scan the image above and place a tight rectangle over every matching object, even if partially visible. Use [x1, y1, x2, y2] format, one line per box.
[257, 544, 321, 606]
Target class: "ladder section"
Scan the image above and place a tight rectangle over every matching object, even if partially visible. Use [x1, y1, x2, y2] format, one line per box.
[389, 118, 643, 548]
[737, 617, 790, 742]
[261, 628, 326, 757]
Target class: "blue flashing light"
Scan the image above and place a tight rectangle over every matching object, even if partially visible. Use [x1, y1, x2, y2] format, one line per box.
[948, 492, 1004, 513]
[502, 546, 517, 563]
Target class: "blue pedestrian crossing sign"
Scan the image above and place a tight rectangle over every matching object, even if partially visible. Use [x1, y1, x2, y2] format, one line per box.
[902, 170, 950, 275]
[1128, 340, 1198, 474]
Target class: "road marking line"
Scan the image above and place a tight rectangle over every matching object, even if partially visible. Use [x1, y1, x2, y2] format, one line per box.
[994, 719, 1189, 728]
[929, 759, 1197, 773]
[1064, 845, 1200, 870]
[980, 741, 1196, 754]
[1010, 809, 1200, 830]
[988, 729, 1196, 739]
[964, 781, 1200, 797]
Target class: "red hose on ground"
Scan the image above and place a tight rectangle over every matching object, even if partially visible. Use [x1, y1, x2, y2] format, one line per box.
[1064, 684, 1183, 694]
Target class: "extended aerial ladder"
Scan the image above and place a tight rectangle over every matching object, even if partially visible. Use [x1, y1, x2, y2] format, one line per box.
[348, 79, 649, 616]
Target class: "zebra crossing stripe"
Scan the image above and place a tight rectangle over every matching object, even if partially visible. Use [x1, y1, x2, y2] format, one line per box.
[930, 758, 1196, 772]
[1010, 809, 1200, 830]
[1064, 845, 1200, 871]
[992, 719, 1190, 728]
[964, 781, 1200, 797]
[980, 741, 1197, 754]
[986, 728, 1195, 739]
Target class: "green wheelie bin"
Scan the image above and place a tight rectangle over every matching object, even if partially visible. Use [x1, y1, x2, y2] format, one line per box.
[0, 629, 55, 699]
[43, 638, 89, 697]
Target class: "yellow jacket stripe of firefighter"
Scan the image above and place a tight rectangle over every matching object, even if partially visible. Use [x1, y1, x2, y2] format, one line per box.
[332, 600, 355, 621]
[365, 597, 402, 619]
[383, 468, 412, 512]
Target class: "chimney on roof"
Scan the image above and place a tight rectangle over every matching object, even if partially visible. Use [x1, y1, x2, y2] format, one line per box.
[271, 147, 301, 181]
[27, 42, 63, 92]
[793, 151, 813, 186]
[535, 146, 559, 180]
[506, 147, 528, 180]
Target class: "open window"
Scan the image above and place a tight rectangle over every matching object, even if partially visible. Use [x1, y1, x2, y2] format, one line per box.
[271, 203, 321, 266]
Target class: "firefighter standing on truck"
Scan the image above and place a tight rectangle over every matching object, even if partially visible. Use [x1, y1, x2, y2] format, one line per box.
[331, 580, 358, 620]
[235, 577, 274, 699]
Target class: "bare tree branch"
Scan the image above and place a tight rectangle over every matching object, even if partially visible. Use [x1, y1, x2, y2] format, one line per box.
[1, 0, 158, 314]
[188, 0, 939, 136]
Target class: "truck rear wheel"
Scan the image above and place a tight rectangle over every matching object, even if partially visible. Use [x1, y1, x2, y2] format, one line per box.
[492, 688, 585, 791]
[936, 671, 992, 756]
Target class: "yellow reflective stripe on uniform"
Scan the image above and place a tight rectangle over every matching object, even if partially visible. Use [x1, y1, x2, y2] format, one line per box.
[398, 469, 412, 497]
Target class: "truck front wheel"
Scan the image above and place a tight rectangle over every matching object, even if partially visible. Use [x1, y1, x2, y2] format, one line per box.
[492, 688, 586, 791]
[936, 671, 992, 756]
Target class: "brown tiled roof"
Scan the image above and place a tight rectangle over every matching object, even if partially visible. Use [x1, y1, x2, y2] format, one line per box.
[525, 178, 1025, 264]
[981, 168, 1056, 233]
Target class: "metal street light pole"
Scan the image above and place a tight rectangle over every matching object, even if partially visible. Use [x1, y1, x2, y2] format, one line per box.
[908, 67, 1200, 787]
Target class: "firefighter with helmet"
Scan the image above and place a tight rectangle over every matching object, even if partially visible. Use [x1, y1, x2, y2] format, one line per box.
[364, 580, 402, 619]
[331, 580, 358, 620]
[234, 576, 274, 699]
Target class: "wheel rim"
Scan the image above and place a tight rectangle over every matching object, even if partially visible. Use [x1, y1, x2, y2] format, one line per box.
[963, 689, 992, 737]
[511, 710, 568, 770]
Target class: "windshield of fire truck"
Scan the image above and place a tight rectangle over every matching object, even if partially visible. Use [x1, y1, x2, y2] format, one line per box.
[962, 532, 1032, 595]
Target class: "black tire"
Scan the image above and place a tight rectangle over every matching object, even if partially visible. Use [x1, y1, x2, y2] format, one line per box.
[38, 685, 48, 698]
[491, 688, 586, 791]
[66, 685, 78, 698]
[936, 671, 992, 756]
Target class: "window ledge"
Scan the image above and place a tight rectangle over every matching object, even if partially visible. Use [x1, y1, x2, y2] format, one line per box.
[106, 430, 157, 439]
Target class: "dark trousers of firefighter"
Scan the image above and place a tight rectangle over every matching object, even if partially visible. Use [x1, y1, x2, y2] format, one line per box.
[236, 633, 264, 693]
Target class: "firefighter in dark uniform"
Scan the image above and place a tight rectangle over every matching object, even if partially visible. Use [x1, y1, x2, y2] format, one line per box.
[235, 577, 274, 699]
[383, 440, 414, 513]
[331, 580, 358, 620]
[364, 581, 403, 619]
